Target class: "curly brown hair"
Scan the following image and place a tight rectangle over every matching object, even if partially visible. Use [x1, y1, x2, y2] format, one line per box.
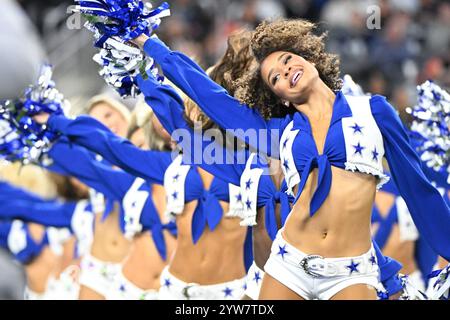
[235, 19, 342, 119]
[184, 28, 256, 130]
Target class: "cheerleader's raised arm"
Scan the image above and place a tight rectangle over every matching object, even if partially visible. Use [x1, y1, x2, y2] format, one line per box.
[371, 95, 450, 261]
[136, 73, 250, 186]
[134, 35, 287, 158]
[45, 114, 172, 185]
[45, 139, 137, 201]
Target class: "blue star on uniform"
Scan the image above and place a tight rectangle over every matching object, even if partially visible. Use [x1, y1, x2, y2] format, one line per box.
[353, 142, 365, 156]
[282, 137, 289, 149]
[369, 255, 377, 265]
[164, 278, 172, 288]
[350, 123, 363, 134]
[283, 159, 290, 171]
[346, 260, 360, 274]
[119, 284, 126, 292]
[243, 283, 247, 291]
[277, 245, 288, 259]
[245, 178, 253, 190]
[372, 147, 379, 161]
[173, 173, 180, 181]
[172, 191, 178, 199]
[235, 193, 242, 202]
[245, 198, 252, 210]
[253, 271, 262, 284]
[223, 287, 233, 297]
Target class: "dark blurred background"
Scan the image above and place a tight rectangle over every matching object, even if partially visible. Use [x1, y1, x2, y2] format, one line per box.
[0, 0, 449, 298]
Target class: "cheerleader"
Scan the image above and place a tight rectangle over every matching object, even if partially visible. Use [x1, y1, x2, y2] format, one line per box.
[34, 109, 249, 300]
[33, 119, 176, 300]
[130, 19, 450, 299]
[77, 95, 132, 300]
[0, 181, 87, 299]
[127, 39, 408, 300]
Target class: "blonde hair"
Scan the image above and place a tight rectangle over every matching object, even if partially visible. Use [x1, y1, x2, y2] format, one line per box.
[86, 94, 131, 123]
[0, 162, 57, 198]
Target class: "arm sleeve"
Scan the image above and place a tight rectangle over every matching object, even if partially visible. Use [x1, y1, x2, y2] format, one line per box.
[46, 140, 134, 200]
[136, 74, 247, 186]
[142, 37, 286, 157]
[371, 95, 450, 261]
[0, 199, 77, 228]
[47, 114, 172, 184]
[0, 181, 54, 203]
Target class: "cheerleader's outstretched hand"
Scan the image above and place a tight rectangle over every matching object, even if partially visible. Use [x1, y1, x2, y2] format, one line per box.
[33, 113, 50, 124]
[130, 34, 150, 50]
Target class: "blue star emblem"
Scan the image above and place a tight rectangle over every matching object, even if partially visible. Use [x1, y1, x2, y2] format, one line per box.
[346, 260, 360, 274]
[369, 255, 377, 265]
[350, 123, 363, 134]
[245, 179, 253, 190]
[253, 271, 262, 284]
[235, 193, 242, 202]
[172, 191, 178, 199]
[282, 137, 289, 149]
[283, 159, 290, 171]
[353, 142, 365, 156]
[173, 173, 180, 181]
[119, 284, 126, 292]
[223, 287, 233, 297]
[164, 278, 172, 288]
[372, 147, 379, 161]
[243, 283, 247, 290]
[277, 245, 288, 259]
[245, 198, 252, 210]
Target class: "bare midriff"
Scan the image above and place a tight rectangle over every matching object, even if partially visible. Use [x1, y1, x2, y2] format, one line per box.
[169, 168, 247, 285]
[90, 209, 131, 262]
[253, 206, 279, 269]
[283, 166, 377, 257]
[382, 226, 417, 274]
[25, 223, 58, 293]
[122, 230, 176, 290]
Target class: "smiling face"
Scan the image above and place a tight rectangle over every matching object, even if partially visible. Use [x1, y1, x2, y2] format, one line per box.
[89, 102, 129, 138]
[260, 51, 320, 106]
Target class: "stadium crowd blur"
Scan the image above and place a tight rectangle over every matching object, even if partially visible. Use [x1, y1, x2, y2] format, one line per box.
[0, 0, 448, 298]
[11, 0, 450, 121]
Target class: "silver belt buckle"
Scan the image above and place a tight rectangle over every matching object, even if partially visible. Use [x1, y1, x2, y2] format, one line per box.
[300, 255, 324, 278]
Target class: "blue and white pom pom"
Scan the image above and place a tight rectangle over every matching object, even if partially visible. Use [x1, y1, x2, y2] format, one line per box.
[73, 0, 170, 45]
[0, 65, 69, 164]
[427, 264, 450, 300]
[407, 81, 450, 183]
[72, 1, 170, 98]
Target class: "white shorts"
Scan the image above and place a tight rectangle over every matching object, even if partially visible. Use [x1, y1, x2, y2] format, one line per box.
[78, 253, 121, 298]
[264, 230, 382, 300]
[244, 261, 265, 300]
[24, 287, 46, 300]
[106, 268, 159, 300]
[45, 265, 81, 300]
[158, 267, 246, 300]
